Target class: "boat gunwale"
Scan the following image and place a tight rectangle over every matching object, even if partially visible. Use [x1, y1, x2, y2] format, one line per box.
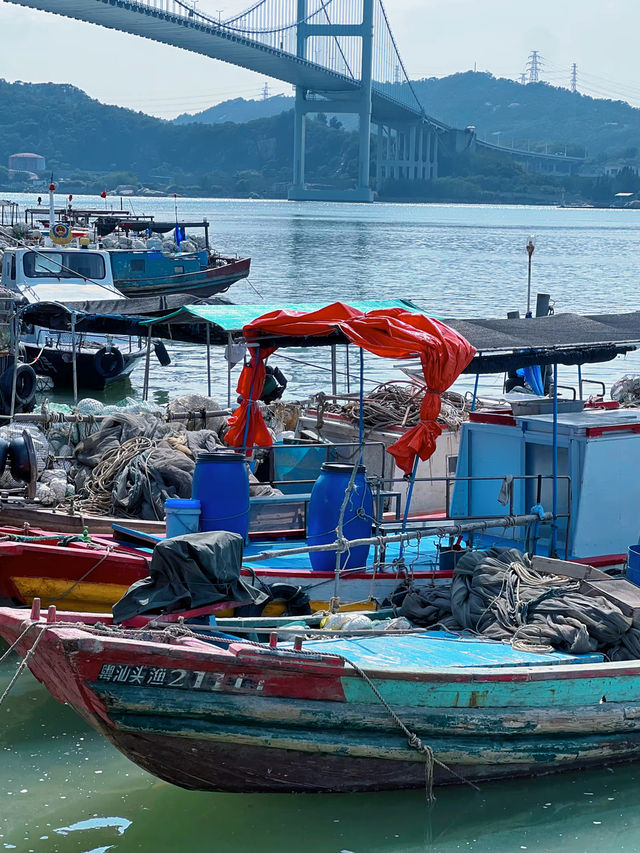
[4, 609, 640, 686]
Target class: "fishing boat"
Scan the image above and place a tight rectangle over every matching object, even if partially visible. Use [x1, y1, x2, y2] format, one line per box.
[1, 594, 639, 793]
[1, 244, 147, 389]
[0, 519, 459, 614]
[24, 204, 251, 299]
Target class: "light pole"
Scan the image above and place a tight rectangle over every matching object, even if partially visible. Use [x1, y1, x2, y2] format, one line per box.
[526, 235, 536, 317]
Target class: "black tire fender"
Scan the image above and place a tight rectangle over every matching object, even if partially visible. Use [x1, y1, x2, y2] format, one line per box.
[94, 346, 125, 379]
[0, 362, 37, 411]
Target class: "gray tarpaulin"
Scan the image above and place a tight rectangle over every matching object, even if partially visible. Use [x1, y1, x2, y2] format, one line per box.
[112, 531, 265, 623]
[398, 547, 633, 655]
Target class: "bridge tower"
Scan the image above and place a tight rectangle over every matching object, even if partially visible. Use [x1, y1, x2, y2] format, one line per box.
[289, 0, 374, 202]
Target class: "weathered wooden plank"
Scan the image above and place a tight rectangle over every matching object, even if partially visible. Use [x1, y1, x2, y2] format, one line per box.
[532, 554, 609, 581]
[96, 682, 640, 737]
[581, 578, 640, 627]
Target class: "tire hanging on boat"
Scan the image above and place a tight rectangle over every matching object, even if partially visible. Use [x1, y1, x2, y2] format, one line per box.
[0, 362, 37, 412]
[234, 583, 311, 618]
[94, 346, 125, 380]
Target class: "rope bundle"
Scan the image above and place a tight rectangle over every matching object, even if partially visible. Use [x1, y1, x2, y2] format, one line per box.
[74, 436, 158, 516]
[324, 383, 468, 433]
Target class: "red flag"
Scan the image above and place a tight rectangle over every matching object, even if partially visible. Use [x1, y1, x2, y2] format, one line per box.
[100, 189, 107, 199]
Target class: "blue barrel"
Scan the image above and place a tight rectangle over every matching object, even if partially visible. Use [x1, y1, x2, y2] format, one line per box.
[192, 451, 250, 539]
[627, 545, 640, 586]
[307, 463, 373, 571]
[165, 498, 201, 538]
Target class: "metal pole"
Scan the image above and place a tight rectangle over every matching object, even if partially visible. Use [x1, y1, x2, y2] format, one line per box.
[143, 327, 152, 402]
[526, 236, 535, 317]
[358, 348, 364, 449]
[399, 455, 420, 560]
[577, 363, 583, 400]
[9, 313, 20, 421]
[345, 345, 350, 394]
[330, 345, 337, 396]
[471, 352, 481, 412]
[552, 362, 558, 556]
[206, 323, 212, 397]
[227, 333, 232, 408]
[244, 512, 553, 564]
[71, 312, 78, 406]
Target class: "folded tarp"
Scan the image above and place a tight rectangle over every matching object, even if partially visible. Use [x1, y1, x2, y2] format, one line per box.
[112, 530, 265, 623]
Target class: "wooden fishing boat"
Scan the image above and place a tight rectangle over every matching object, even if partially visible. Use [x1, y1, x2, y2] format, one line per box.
[110, 252, 250, 300]
[0, 525, 452, 614]
[1, 603, 638, 793]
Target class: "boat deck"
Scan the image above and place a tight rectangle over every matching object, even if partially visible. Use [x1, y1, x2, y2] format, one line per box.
[288, 630, 605, 671]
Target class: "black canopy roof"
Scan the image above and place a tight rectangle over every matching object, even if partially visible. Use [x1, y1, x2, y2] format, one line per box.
[18, 303, 639, 374]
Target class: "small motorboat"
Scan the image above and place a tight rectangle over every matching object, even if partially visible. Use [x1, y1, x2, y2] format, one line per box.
[1, 245, 147, 389]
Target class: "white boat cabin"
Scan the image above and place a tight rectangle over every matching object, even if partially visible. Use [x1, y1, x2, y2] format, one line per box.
[1, 247, 124, 304]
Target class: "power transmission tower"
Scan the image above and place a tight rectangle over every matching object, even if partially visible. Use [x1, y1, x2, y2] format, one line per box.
[570, 63, 578, 93]
[519, 72, 527, 85]
[526, 50, 542, 83]
[262, 82, 270, 100]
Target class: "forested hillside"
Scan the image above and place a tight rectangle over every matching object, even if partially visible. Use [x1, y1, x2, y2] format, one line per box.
[0, 80, 357, 195]
[178, 72, 640, 160]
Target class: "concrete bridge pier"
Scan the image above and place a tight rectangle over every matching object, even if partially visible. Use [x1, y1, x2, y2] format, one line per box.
[288, 0, 374, 202]
[375, 122, 439, 191]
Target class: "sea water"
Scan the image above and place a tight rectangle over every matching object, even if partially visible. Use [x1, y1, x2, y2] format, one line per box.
[2, 197, 640, 851]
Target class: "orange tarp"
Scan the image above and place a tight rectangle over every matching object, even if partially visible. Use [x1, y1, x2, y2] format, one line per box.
[225, 302, 476, 474]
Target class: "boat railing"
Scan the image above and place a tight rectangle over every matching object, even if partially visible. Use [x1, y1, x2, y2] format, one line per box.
[252, 462, 572, 558]
[380, 473, 572, 559]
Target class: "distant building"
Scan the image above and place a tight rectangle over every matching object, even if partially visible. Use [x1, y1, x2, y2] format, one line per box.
[8, 152, 46, 174]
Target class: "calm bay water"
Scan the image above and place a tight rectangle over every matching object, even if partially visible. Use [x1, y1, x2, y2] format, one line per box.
[2, 198, 640, 851]
[7, 194, 640, 402]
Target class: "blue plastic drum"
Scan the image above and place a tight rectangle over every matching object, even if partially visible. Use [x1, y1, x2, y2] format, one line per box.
[192, 451, 250, 539]
[307, 463, 373, 571]
[627, 545, 640, 586]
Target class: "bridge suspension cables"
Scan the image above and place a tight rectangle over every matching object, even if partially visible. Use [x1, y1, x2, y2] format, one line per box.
[6, 0, 458, 200]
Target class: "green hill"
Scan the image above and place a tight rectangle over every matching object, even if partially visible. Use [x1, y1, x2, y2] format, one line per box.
[0, 79, 357, 195]
[178, 72, 640, 160]
[1, 75, 639, 203]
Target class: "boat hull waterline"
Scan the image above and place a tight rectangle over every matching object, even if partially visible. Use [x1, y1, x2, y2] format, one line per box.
[3, 608, 640, 793]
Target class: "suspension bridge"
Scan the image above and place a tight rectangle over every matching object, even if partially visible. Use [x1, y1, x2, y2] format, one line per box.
[6, 0, 584, 201]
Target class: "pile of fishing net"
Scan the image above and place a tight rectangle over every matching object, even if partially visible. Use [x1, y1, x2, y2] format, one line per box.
[397, 547, 640, 659]
[72, 398, 227, 519]
[68, 392, 280, 519]
[610, 374, 640, 406]
[323, 383, 468, 433]
[100, 234, 205, 254]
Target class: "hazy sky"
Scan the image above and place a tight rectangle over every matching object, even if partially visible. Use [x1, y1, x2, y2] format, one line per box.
[1, 0, 638, 118]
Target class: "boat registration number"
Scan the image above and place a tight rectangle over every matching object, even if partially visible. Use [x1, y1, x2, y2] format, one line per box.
[97, 663, 264, 693]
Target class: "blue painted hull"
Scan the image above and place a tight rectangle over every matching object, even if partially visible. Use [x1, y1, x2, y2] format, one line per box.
[3, 609, 640, 792]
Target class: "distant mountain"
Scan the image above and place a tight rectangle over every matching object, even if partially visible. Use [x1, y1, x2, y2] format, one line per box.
[174, 72, 640, 159]
[1, 75, 638, 203]
[175, 94, 293, 125]
[407, 72, 640, 157]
